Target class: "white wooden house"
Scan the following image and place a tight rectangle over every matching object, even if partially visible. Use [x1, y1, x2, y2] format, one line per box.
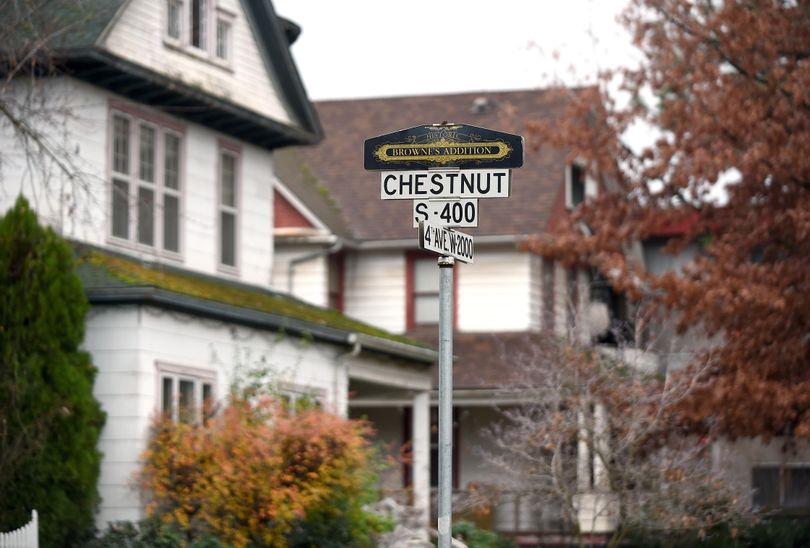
[0, 0, 436, 529]
[272, 90, 810, 538]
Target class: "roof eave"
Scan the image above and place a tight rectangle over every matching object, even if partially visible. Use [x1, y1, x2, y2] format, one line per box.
[86, 285, 435, 364]
[58, 48, 321, 148]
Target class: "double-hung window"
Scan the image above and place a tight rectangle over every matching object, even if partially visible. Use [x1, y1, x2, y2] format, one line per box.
[218, 147, 239, 270]
[110, 109, 183, 255]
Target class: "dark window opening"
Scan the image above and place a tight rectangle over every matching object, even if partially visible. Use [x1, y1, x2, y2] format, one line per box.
[569, 164, 585, 208]
[590, 273, 635, 346]
[753, 466, 810, 510]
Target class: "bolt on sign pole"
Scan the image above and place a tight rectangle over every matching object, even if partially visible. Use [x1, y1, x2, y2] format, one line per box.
[364, 122, 522, 548]
[437, 255, 454, 547]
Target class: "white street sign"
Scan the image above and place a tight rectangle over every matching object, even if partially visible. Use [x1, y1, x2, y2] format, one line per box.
[381, 169, 510, 200]
[418, 221, 474, 263]
[413, 199, 479, 228]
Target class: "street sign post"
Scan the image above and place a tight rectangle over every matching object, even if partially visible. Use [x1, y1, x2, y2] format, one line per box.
[364, 122, 522, 548]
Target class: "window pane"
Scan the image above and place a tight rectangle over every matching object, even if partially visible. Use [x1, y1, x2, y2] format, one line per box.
[570, 164, 585, 206]
[414, 259, 438, 292]
[179, 379, 195, 423]
[221, 211, 236, 266]
[216, 19, 229, 59]
[414, 295, 439, 324]
[137, 187, 155, 246]
[191, 0, 207, 48]
[139, 125, 155, 183]
[112, 179, 129, 239]
[163, 194, 180, 252]
[164, 133, 180, 190]
[752, 466, 780, 509]
[202, 382, 213, 420]
[167, 0, 181, 39]
[161, 377, 174, 416]
[784, 467, 810, 508]
[113, 116, 130, 175]
[220, 154, 236, 207]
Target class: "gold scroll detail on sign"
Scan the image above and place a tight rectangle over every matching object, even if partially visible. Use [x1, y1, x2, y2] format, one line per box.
[374, 138, 512, 165]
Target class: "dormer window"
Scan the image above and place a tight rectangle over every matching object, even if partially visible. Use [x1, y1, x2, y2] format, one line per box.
[165, 0, 234, 67]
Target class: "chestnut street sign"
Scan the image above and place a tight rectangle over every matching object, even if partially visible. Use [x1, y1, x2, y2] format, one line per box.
[364, 123, 523, 171]
[380, 169, 510, 200]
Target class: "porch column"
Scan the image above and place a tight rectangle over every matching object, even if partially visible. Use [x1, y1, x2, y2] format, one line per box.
[412, 390, 430, 524]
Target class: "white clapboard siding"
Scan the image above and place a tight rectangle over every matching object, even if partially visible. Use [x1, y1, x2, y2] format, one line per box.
[457, 248, 533, 332]
[101, 0, 296, 127]
[554, 262, 569, 338]
[271, 245, 329, 307]
[84, 304, 355, 528]
[529, 253, 542, 330]
[0, 77, 276, 288]
[344, 251, 407, 334]
[0, 78, 108, 246]
[0, 510, 38, 548]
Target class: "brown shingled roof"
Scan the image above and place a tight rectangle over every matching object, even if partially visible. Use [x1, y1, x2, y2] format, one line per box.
[412, 331, 558, 390]
[285, 89, 589, 242]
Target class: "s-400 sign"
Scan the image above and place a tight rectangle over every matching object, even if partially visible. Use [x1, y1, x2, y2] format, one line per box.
[412, 198, 478, 228]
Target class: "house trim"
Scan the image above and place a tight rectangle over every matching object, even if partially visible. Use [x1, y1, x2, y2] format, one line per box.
[61, 49, 320, 148]
[85, 287, 436, 364]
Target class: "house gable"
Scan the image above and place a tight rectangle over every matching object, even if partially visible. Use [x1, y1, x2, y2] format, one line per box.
[101, 0, 293, 126]
[12, 0, 323, 148]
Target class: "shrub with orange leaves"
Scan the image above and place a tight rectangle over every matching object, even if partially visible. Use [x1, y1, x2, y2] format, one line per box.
[138, 395, 386, 547]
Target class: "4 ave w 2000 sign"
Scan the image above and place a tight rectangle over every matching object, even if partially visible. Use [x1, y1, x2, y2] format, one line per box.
[418, 221, 474, 264]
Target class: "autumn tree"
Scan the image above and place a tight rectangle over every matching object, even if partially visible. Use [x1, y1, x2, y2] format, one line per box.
[484, 333, 751, 547]
[527, 1, 810, 439]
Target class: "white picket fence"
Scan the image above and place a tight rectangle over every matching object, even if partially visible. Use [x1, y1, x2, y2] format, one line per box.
[0, 510, 38, 548]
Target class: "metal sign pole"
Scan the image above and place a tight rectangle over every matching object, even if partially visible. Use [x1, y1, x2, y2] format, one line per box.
[437, 255, 454, 548]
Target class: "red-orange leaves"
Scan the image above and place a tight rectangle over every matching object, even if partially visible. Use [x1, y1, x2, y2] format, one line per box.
[527, 0, 810, 440]
[138, 396, 375, 547]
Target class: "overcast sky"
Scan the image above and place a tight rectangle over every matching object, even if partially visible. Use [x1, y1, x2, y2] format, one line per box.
[273, 0, 640, 101]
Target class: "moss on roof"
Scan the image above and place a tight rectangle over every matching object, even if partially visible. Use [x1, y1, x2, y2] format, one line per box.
[76, 247, 428, 348]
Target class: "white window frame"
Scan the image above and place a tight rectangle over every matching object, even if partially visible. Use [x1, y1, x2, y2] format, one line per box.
[565, 160, 599, 210]
[163, 0, 235, 70]
[110, 113, 133, 242]
[157, 362, 217, 423]
[217, 145, 240, 273]
[214, 9, 235, 65]
[277, 381, 326, 413]
[108, 106, 184, 259]
[165, 0, 183, 45]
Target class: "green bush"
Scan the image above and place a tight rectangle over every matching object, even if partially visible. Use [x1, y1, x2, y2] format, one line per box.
[626, 514, 810, 547]
[0, 197, 106, 547]
[446, 520, 515, 548]
[89, 519, 225, 547]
